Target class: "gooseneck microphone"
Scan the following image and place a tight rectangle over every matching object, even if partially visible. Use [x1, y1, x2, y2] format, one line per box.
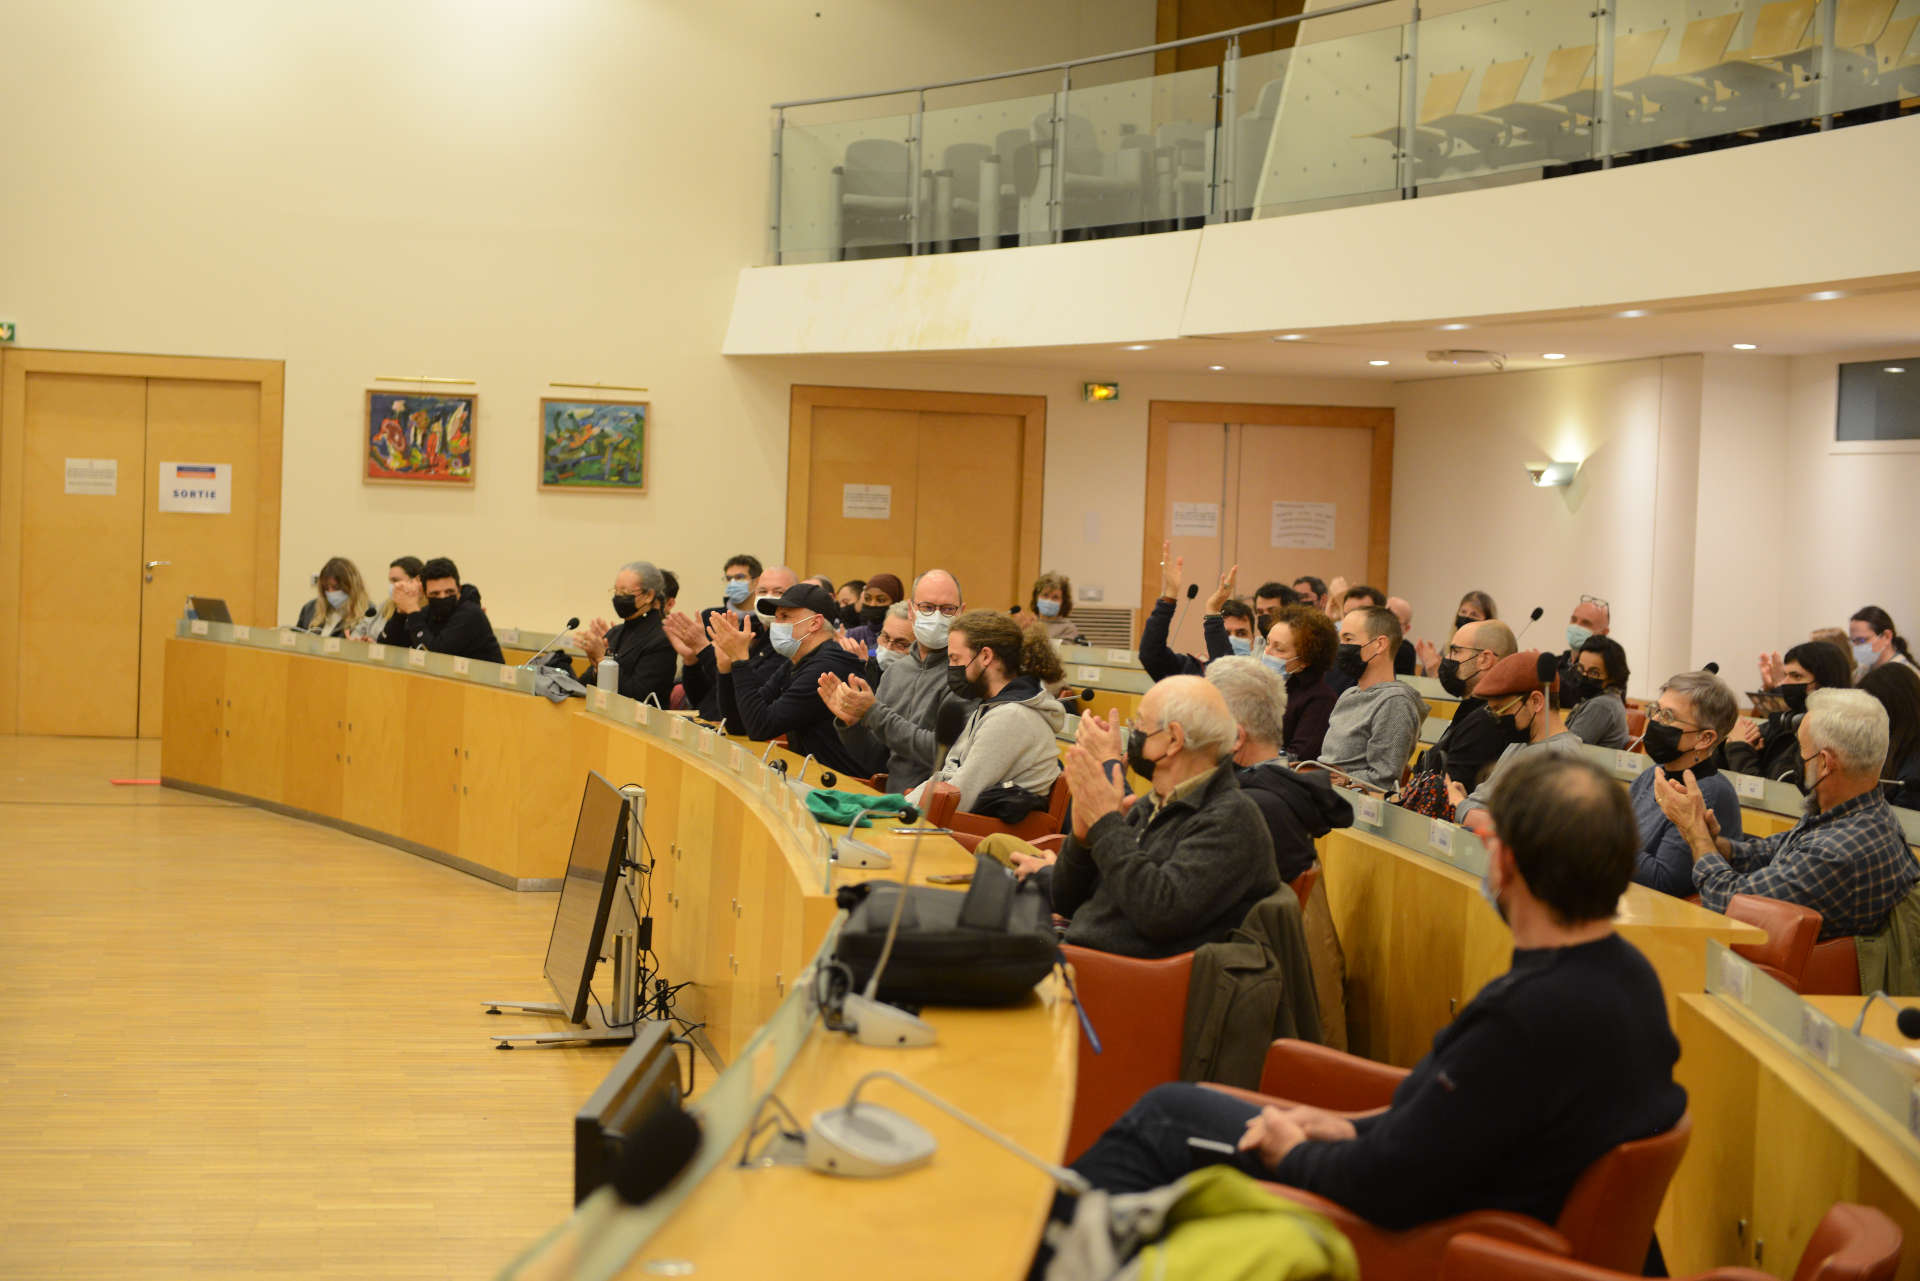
[1853, 991, 1920, 1039]
[834, 800, 912, 870]
[520, 618, 582, 668]
[1169, 581, 1201, 652]
[1515, 606, 1544, 643]
[842, 812, 939, 1048]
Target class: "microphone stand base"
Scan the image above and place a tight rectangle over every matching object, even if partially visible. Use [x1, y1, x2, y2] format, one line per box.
[844, 993, 937, 1048]
[806, 1102, 937, 1178]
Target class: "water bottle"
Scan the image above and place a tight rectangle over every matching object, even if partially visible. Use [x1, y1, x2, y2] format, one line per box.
[597, 657, 620, 693]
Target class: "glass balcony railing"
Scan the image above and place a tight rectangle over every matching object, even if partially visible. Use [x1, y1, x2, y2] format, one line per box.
[768, 0, 1920, 263]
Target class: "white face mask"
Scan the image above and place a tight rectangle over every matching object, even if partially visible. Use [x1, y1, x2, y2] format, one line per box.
[876, 645, 906, 671]
[913, 611, 952, 650]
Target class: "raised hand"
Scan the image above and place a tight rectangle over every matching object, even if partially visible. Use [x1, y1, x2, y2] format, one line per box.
[834, 634, 869, 661]
[836, 673, 877, 723]
[707, 609, 754, 668]
[1158, 541, 1184, 602]
[1416, 637, 1440, 676]
[1204, 564, 1240, 614]
[663, 610, 710, 661]
[1075, 706, 1124, 764]
[1063, 745, 1127, 839]
[1758, 651, 1785, 691]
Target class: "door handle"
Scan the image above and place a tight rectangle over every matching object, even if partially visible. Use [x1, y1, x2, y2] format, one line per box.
[144, 559, 171, 583]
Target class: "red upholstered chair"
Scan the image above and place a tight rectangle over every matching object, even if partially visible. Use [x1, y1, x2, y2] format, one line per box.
[948, 831, 1066, 857]
[1263, 1185, 1575, 1281]
[1804, 935, 1864, 995]
[1726, 894, 1822, 992]
[1254, 1038, 1405, 1112]
[1058, 944, 1195, 1163]
[1438, 1201, 1901, 1281]
[1289, 865, 1321, 907]
[923, 773, 1071, 843]
[1625, 707, 1649, 743]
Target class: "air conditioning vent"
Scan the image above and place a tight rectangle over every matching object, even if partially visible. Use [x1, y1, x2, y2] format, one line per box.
[1065, 606, 1137, 649]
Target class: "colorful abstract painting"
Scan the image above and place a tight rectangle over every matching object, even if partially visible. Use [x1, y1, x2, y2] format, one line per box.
[364, 391, 476, 484]
[540, 399, 648, 492]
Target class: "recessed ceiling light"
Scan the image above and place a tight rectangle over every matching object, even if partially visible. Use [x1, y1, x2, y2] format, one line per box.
[1617, 309, 1649, 319]
[1732, 343, 1758, 350]
[1888, 367, 1908, 374]
[1809, 290, 1846, 301]
[1439, 323, 1470, 331]
[1274, 333, 1305, 342]
[1542, 353, 1567, 360]
[1368, 359, 1390, 367]
[1208, 364, 1226, 371]
[1122, 343, 1150, 351]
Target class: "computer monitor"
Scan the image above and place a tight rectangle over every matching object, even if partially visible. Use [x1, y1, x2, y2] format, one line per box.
[542, 771, 631, 1025]
[189, 596, 233, 624]
[572, 1021, 689, 1205]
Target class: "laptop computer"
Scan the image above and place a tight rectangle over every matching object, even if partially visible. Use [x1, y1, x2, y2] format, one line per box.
[188, 596, 233, 624]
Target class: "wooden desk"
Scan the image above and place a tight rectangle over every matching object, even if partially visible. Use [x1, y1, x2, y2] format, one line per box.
[1669, 992, 1920, 1279]
[1317, 826, 1765, 1068]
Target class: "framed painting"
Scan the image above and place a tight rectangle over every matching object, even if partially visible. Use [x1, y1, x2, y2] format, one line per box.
[365, 390, 476, 485]
[540, 398, 648, 493]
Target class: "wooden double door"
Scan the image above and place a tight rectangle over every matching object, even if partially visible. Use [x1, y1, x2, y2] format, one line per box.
[0, 349, 284, 737]
[786, 386, 1045, 612]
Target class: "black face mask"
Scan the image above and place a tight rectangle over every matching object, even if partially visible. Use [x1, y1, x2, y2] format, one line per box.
[1454, 613, 1475, 633]
[1780, 682, 1810, 715]
[1642, 721, 1692, 766]
[946, 660, 984, 700]
[840, 604, 863, 628]
[1125, 726, 1159, 781]
[1334, 642, 1368, 682]
[612, 593, 639, 620]
[1560, 669, 1599, 707]
[859, 604, 888, 630]
[426, 595, 458, 623]
[1437, 657, 1469, 698]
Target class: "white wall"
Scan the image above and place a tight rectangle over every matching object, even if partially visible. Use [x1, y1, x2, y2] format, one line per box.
[0, 0, 1156, 628]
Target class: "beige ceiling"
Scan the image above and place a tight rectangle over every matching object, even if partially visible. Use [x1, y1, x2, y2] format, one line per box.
[884, 273, 1920, 381]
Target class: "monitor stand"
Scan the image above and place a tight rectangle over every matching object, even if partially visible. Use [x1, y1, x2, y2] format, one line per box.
[484, 1000, 643, 1049]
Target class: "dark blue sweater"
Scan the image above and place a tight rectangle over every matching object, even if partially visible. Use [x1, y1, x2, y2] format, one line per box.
[1630, 764, 1744, 898]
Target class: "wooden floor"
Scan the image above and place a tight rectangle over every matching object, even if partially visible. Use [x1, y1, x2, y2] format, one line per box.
[0, 737, 617, 1280]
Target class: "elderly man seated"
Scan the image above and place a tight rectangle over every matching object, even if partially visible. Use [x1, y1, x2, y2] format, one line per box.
[1657, 688, 1919, 939]
[1047, 675, 1279, 958]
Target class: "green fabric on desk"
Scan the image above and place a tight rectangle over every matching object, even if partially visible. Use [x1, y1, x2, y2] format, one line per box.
[805, 789, 914, 827]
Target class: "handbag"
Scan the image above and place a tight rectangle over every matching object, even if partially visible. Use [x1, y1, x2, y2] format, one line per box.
[831, 853, 1058, 1006]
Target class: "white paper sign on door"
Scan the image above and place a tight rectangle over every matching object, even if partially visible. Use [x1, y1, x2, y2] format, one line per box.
[65, 458, 118, 496]
[158, 462, 232, 514]
[842, 483, 892, 520]
[1270, 501, 1336, 550]
[1170, 501, 1219, 537]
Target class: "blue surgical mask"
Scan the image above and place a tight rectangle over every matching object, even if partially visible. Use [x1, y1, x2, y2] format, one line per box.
[1566, 623, 1593, 652]
[1854, 640, 1878, 670]
[324, 589, 349, 610]
[1229, 635, 1252, 656]
[723, 579, 750, 606]
[769, 619, 805, 658]
[1035, 598, 1061, 618]
[1261, 654, 1291, 678]
[914, 611, 952, 650]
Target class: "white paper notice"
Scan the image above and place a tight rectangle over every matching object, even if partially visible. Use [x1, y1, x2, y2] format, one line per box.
[158, 462, 232, 514]
[1270, 501, 1336, 550]
[65, 458, 118, 496]
[1170, 501, 1219, 538]
[842, 483, 892, 520]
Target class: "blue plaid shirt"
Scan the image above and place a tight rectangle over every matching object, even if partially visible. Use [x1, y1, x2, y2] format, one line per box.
[1694, 789, 1918, 940]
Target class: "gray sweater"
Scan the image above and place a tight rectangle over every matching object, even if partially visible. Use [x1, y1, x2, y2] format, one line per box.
[1319, 680, 1430, 790]
[835, 644, 951, 792]
[908, 678, 1066, 812]
[1052, 764, 1280, 959]
[1567, 692, 1630, 750]
[1456, 730, 1586, 822]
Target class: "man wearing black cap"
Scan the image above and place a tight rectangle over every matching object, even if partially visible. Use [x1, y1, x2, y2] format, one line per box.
[709, 581, 877, 776]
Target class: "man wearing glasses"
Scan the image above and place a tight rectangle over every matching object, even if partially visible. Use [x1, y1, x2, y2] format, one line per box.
[1416, 617, 1518, 789]
[1561, 594, 1611, 675]
[1448, 650, 1584, 829]
[817, 570, 966, 793]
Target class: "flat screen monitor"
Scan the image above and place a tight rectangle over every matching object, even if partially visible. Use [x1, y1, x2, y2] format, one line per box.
[573, 1021, 686, 1205]
[189, 596, 233, 624]
[543, 771, 631, 1025]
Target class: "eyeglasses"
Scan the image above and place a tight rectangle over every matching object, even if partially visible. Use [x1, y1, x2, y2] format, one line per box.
[1579, 594, 1610, 610]
[913, 601, 962, 618]
[1446, 644, 1487, 661]
[1125, 718, 1164, 737]
[1643, 704, 1700, 730]
[876, 634, 913, 653]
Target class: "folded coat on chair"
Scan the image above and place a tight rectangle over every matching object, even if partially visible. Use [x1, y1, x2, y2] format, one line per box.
[1182, 887, 1323, 1087]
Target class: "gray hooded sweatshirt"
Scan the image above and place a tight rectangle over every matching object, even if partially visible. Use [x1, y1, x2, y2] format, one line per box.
[1318, 679, 1430, 790]
[909, 676, 1067, 812]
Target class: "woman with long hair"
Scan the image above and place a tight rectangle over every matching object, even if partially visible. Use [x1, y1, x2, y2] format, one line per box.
[296, 556, 377, 639]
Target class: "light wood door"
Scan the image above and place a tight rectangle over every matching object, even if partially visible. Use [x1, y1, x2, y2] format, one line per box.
[788, 386, 1046, 613]
[17, 373, 149, 736]
[1159, 419, 1233, 657]
[139, 378, 266, 735]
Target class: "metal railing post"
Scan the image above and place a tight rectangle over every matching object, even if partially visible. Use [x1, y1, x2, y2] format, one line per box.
[909, 90, 925, 255]
[1215, 35, 1238, 222]
[1816, 0, 1838, 129]
[1397, 6, 1421, 197]
[1048, 69, 1070, 245]
[1596, 5, 1616, 168]
[769, 108, 785, 264]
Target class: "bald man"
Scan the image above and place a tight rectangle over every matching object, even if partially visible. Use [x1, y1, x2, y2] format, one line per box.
[1413, 618, 1520, 789]
[1560, 595, 1612, 694]
[1049, 675, 1280, 958]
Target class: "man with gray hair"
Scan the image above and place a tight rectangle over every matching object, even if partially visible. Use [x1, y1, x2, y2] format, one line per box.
[1656, 688, 1919, 938]
[817, 569, 964, 792]
[1208, 656, 1352, 883]
[554, 560, 676, 707]
[1049, 674, 1279, 958]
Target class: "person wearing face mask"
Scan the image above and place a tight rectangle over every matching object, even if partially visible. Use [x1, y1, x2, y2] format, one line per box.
[834, 579, 866, 629]
[1628, 671, 1744, 897]
[1261, 604, 1339, 762]
[1849, 605, 1920, 678]
[1206, 656, 1353, 884]
[1448, 651, 1583, 828]
[1316, 607, 1429, 791]
[295, 556, 379, 639]
[707, 581, 876, 776]
[1046, 676, 1278, 958]
[1557, 594, 1611, 685]
[1658, 689, 1919, 940]
[372, 555, 424, 645]
[1411, 618, 1518, 792]
[400, 557, 504, 663]
[543, 560, 675, 707]
[1029, 571, 1082, 642]
[903, 611, 1066, 816]
[1137, 547, 1215, 679]
[669, 563, 796, 723]
[1727, 641, 1851, 785]
[819, 571, 967, 793]
[1563, 635, 1631, 750]
[1253, 580, 1298, 628]
[1061, 754, 1684, 1242]
[842, 572, 904, 649]
[1415, 590, 1497, 676]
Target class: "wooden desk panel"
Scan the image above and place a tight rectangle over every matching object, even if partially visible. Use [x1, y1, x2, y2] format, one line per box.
[220, 644, 288, 800]
[160, 638, 225, 786]
[343, 664, 407, 836]
[282, 657, 347, 818]
[399, 676, 464, 851]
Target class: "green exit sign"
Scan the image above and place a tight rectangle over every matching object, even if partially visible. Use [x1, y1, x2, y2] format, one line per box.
[0, 322, 15, 343]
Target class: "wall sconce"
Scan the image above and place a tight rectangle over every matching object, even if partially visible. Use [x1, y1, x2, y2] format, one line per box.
[1525, 460, 1580, 488]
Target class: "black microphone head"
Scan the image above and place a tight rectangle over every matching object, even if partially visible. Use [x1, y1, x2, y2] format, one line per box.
[818, 771, 837, 789]
[1009, 605, 1021, 615]
[1897, 1007, 1920, 1039]
[1186, 584, 1199, 599]
[897, 803, 919, 824]
[769, 758, 788, 775]
[1079, 687, 1097, 704]
[1535, 652, 1559, 684]
[1529, 606, 1544, 622]
[565, 617, 581, 630]
[1703, 661, 1720, 675]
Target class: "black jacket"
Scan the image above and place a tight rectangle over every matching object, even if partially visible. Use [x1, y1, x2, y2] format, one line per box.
[1139, 597, 1219, 680]
[1281, 667, 1338, 762]
[680, 606, 779, 722]
[1420, 697, 1510, 789]
[551, 608, 675, 707]
[718, 636, 880, 777]
[1236, 759, 1354, 882]
[400, 583, 504, 664]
